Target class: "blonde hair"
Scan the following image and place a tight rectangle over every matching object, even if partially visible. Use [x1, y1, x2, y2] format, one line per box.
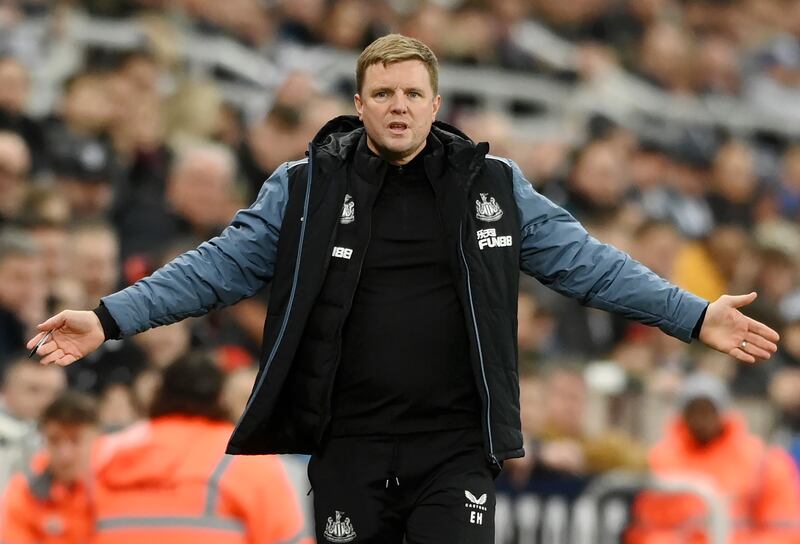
[356, 34, 439, 94]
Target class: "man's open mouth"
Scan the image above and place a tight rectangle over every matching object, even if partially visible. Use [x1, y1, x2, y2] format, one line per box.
[388, 122, 408, 132]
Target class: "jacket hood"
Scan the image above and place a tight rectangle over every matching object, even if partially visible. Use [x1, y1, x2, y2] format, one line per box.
[95, 416, 233, 489]
[311, 115, 481, 166]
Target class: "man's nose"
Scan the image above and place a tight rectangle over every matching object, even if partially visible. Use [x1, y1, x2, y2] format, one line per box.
[389, 93, 408, 113]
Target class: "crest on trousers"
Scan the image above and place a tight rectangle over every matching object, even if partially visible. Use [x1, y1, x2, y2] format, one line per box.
[475, 193, 503, 222]
[323, 510, 357, 543]
[340, 194, 355, 224]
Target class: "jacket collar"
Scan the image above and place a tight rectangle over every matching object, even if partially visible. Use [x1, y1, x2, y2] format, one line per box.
[312, 115, 489, 178]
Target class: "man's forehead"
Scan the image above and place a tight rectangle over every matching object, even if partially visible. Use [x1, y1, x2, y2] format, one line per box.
[362, 60, 432, 88]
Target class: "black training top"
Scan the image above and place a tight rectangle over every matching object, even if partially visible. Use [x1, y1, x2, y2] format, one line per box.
[328, 144, 481, 436]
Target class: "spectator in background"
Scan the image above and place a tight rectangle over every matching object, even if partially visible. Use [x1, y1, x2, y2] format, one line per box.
[0, 356, 66, 491]
[707, 139, 760, 228]
[628, 373, 800, 544]
[771, 143, 800, 221]
[45, 72, 117, 219]
[770, 294, 800, 472]
[62, 221, 145, 395]
[118, 144, 237, 257]
[0, 391, 98, 544]
[694, 34, 742, 97]
[635, 22, 693, 93]
[69, 221, 119, 309]
[533, 364, 647, 475]
[0, 131, 30, 226]
[50, 140, 116, 220]
[563, 139, 633, 222]
[0, 229, 44, 360]
[239, 72, 318, 197]
[165, 145, 238, 240]
[0, 56, 46, 175]
[92, 353, 312, 544]
[675, 223, 753, 302]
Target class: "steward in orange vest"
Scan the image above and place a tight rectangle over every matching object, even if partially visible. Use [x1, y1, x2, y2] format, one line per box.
[92, 354, 312, 544]
[628, 373, 800, 544]
[0, 392, 98, 544]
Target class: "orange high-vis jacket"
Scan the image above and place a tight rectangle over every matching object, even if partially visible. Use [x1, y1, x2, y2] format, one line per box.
[627, 414, 800, 544]
[0, 454, 93, 544]
[92, 415, 312, 544]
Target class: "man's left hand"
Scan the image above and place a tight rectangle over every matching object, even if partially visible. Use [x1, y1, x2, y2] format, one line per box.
[699, 292, 779, 363]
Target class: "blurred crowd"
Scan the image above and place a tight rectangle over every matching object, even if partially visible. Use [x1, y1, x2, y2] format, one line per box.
[1, 0, 800, 542]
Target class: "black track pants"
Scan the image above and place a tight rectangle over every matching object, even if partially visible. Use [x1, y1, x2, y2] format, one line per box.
[309, 428, 498, 544]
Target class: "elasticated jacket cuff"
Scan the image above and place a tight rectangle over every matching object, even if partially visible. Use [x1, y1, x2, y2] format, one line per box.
[93, 302, 121, 341]
[691, 304, 708, 340]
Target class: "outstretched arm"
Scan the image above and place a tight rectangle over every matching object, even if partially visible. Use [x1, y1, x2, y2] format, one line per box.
[505, 158, 778, 361]
[27, 161, 296, 366]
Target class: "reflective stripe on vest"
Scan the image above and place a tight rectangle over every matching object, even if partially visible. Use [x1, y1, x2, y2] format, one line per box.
[205, 454, 233, 514]
[96, 515, 245, 533]
[96, 454, 239, 533]
[733, 518, 800, 530]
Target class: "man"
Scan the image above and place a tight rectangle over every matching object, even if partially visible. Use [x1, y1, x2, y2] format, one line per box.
[116, 144, 239, 260]
[627, 373, 800, 544]
[29, 35, 779, 543]
[0, 391, 97, 544]
[0, 56, 47, 176]
[0, 355, 66, 490]
[91, 353, 311, 544]
[0, 130, 30, 225]
[0, 228, 45, 362]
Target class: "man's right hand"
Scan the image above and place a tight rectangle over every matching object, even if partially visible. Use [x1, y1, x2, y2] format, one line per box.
[26, 310, 105, 366]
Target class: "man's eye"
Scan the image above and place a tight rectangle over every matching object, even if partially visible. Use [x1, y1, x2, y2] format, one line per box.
[409, 91, 421, 98]
[375, 91, 387, 98]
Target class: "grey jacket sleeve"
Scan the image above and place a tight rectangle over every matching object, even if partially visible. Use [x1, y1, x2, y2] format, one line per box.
[101, 161, 294, 337]
[506, 158, 708, 343]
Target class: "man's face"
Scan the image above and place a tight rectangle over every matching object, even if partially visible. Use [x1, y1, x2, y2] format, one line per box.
[0, 59, 29, 113]
[42, 421, 97, 483]
[2, 363, 66, 422]
[354, 59, 441, 165]
[0, 134, 30, 214]
[683, 398, 724, 445]
[168, 155, 233, 230]
[71, 230, 119, 304]
[0, 253, 42, 314]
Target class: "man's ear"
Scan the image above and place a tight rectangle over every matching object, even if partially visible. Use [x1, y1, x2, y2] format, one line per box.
[432, 94, 442, 119]
[354, 94, 363, 120]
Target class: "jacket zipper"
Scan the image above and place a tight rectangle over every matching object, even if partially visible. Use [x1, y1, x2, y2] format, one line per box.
[458, 219, 499, 467]
[236, 144, 314, 424]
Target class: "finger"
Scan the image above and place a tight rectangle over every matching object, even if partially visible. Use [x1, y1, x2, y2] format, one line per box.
[35, 341, 59, 357]
[730, 347, 756, 364]
[726, 292, 757, 309]
[744, 332, 777, 354]
[746, 318, 780, 342]
[56, 355, 77, 367]
[37, 311, 68, 332]
[40, 349, 65, 366]
[742, 343, 772, 361]
[26, 331, 47, 350]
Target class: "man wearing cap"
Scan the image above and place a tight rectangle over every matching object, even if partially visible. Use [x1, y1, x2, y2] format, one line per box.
[628, 373, 800, 544]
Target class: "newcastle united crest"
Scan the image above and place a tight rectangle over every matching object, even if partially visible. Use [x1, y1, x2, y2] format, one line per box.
[475, 193, 503, 222]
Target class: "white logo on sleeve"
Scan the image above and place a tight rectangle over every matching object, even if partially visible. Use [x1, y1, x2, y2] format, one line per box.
[340, 194, 355, 224]
[475, 193, 503, 222]
[332, 246, 353, 259]
[465, 490, 488, 525]
[476, 228, 512, 250]
[323, 510, 357, 542]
